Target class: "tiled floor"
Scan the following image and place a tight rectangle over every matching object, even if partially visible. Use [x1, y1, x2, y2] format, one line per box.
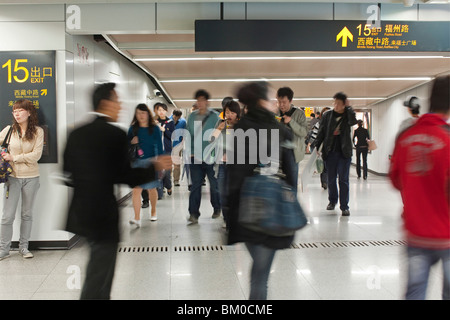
[0, 157, 445, 300]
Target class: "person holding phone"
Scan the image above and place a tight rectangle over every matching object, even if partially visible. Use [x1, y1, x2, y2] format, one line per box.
[0, 99, 44, 261]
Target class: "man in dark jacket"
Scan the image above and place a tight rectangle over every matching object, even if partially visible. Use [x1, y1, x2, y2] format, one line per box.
[64, 83, 171, 299]
[314, 92, 357, 216]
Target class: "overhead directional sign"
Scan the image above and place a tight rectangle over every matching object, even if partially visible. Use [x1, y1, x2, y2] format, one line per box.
[336, 26, 353, 48]
[195, 20, 450, 52]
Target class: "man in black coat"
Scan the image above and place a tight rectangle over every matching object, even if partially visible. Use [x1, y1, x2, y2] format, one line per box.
[63, 83, 171, 299]
[314, 92, 357, 216]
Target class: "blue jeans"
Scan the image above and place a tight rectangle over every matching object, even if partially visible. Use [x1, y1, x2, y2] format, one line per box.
[326, 151, 351, 210]
[246, 243, 277, 300]
[157, 168, 172, 198]
[188, 159, 221, 218]
[406, 246, 450, 300]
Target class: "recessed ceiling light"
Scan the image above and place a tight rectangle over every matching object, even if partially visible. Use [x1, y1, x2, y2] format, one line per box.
[134, 55, 448, 62]
[172, 97, 384, 102]
[161, 77, 432, 83]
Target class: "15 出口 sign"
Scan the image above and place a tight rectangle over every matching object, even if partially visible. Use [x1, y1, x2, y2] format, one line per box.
[0, 51, 57, 163]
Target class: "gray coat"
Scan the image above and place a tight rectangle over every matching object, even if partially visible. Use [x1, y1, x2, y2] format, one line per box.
[285, 106, 308, 163]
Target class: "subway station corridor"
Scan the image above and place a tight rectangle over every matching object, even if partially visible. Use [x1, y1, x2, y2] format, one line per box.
[0, 156, 444, 300]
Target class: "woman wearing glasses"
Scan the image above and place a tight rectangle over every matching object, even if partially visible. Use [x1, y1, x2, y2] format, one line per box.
[0, 99, 44, 260]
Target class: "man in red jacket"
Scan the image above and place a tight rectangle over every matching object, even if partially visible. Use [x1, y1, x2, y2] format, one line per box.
[389, 75, 449, 300]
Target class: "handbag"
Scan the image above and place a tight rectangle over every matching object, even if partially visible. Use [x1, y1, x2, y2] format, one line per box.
[368, 140, 377, 151]
[315, 156, 324, 173]
[128, 143, 142, 161]
[315, 144, 324, 173]
[128, 126, 144, 161]
[238, 167, 308, 237]
[0, 127, 13, 183]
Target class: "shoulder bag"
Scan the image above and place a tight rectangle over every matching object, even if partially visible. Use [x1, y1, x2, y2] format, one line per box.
[0, 126, 13, 183]
[368, 140, 377, 151]
[238, 165, 308, 237]
[128, 126, 144, 162]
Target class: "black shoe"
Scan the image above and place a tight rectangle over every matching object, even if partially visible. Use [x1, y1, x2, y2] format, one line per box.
[141, 201, 149, 208]
[363, 176, 367, 180]
[326, 202, 336, 210]
[174, 182, 180, 187]
[212, 209, 221, 219]
[342, 209, 350, 216]
[167, 189, 172, 196]
[321, 182, 328, 190]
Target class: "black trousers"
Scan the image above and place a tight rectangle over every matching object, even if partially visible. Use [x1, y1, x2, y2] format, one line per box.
[80, 239, 118, 300]
[356, 147, 368, 178]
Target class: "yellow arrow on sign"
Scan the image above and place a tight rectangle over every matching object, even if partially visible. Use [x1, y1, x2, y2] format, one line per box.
[41, 89, 47, 96]
[336, 26, 354, 48]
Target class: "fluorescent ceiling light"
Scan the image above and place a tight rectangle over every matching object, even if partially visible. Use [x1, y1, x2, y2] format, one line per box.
[293, 97, 383, 100]
[161, 78, 322, 83]
[161, 77, 432, 83]
[172, 97, 384, 102]
[135, 55, 448, 62]
[324, 77, 432, 82]
[135, 57, 211, 61]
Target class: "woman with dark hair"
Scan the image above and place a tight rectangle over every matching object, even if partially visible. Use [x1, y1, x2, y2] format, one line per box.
[226, 82, 295, 300]
[214, 99, 241, 229]
[155, 103, 175, 197]
[128, 104, 163, 226]
[0, 99, 44, 260]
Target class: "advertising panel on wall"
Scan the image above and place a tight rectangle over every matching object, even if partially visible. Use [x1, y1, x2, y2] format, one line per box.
[0, 51, 57, 163]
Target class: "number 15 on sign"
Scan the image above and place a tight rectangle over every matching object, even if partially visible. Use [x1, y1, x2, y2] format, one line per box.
[2, 59, 29, 83]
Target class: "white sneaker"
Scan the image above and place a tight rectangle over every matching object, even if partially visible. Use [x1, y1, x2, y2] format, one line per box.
[150, 215, 158, 221]
[129, 219, 141, 227]
[19, 248, 34, 259]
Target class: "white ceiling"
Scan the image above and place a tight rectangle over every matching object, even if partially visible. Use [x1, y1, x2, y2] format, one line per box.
[108, 32, 450, 109]
[3, 0, 447, 109]
[97, 0, 450, 109]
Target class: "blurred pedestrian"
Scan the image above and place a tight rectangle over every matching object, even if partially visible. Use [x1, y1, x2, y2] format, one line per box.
[155, 103, 175, 197]
[313, 92, 357, 216]
[128, 104, 164, 225]
[227, 82, 295, 300]
[307, 107, 330, 189]
[397, 96, 421, 139]
[171, 109, 186, 187]
[63, 83, 171, 299]
[389, 75, 450, 300]
[214, 100, 241, 229]
[308, 112, 319, 131]
[186, 89, 221, 224]
[352, 119, 370, 180]
[0, 99, 44, 261]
